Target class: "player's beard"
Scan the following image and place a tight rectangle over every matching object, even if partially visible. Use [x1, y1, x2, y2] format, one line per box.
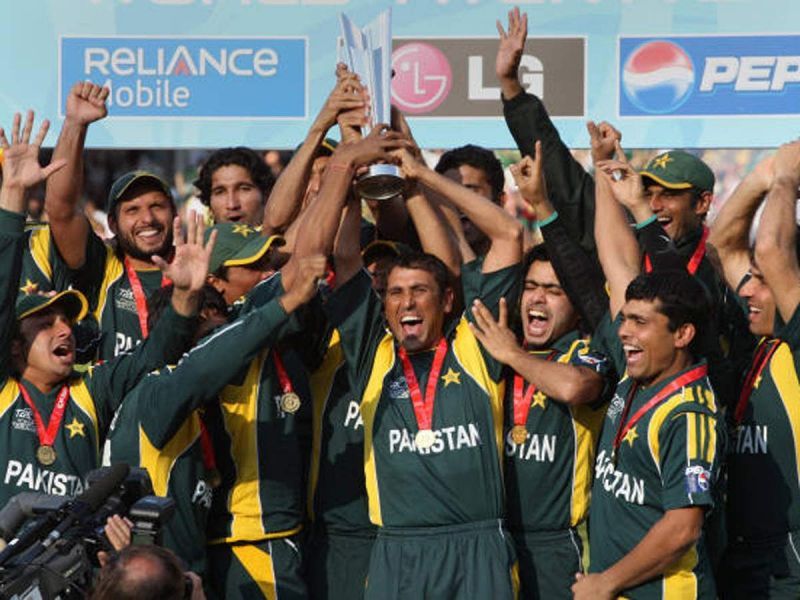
[116, 226, 173, 263]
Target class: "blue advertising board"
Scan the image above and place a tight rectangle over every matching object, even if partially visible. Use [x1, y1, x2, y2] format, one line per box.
[2, 0, 800, 149]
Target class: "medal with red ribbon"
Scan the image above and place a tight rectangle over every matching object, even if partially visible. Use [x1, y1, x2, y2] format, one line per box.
[18, 383, 70, 467]
[273, 351, 301, 414]
[198, 417, 221, 488]
[397, 338, 448, 450]
[734, 338, 781, 425]
[644, 225, 708, 275]
[124, 257, 172, 338]
[510, 350, 558, 445]
[612, 364, 708, 463]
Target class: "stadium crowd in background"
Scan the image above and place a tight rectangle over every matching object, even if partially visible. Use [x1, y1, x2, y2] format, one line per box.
[0, 6, 799, 600]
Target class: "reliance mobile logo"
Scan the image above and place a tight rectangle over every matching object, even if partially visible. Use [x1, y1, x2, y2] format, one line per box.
[622, 41, 694, 114]
[60, 37, 307, 118]
[619, 35, 800, 116]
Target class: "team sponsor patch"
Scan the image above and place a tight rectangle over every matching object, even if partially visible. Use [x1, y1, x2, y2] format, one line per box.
[11, 408, 36, 433]
[606, 392, 626, 423]
[685, 464, 711, 494]
[387, 377, 410, 400]
[115, 287, 138, 314]
[576, 351, 608, 372]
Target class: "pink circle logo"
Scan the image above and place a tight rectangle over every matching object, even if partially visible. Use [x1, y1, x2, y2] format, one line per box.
[391, 42, 452, 114]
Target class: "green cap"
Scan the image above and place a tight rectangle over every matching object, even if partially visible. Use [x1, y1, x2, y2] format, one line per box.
[361, 240, 412, 267]
[16, 289, 88, 323]
[294, 137, 339, 157]
[205, 222, 285, 273]
[107, 170, 173, 214]
[640, 150, 715, 193]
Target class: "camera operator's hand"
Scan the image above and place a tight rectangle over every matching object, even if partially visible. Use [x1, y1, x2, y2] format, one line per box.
[97, 515, 133, 567]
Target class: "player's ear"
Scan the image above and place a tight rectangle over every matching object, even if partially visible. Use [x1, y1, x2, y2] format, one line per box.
[442, 286, 455, 315]
[673, 322, 696, 349]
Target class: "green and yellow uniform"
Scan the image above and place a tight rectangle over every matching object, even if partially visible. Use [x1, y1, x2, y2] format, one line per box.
[107, 297, 291, 577]
[205, 272, 326, 600]
[504, 331, 608, 599]
[305, 329, 376, 600]
[18, 224, 72, 297]
[589, 314, 721, 599]
[720, 302, 800, 598]
[325, 259, 521, 600]
[0, 209, 195, 510]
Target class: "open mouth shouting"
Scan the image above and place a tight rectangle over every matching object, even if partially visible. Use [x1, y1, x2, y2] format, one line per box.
[400, 314, 424, 340]
[623, 343, 644, 369]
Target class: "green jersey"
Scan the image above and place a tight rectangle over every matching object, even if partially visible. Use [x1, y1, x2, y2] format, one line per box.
[107, 298, 291, 574]
[504, 331, 608, 532]
[589, 314, 720, 599]
[207, 272, 327, 544]
[307, 329, 375, 534]
[325, 260, 520, 528]
[18, 224, 75, 298]
[727, 302, 800, 541]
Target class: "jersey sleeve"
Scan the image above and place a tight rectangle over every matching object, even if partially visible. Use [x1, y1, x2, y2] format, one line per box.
[85, 303, 197, 431]
[60, 229, 111, 309]
[0, 209, 27, 381]
[591, 311, 625, 379]
[136, 298, 290, 447]
[659, 408, 719, 510]
[324, 268, 387, 395]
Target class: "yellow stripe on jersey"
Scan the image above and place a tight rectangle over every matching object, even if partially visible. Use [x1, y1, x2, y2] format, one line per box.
[220, 353, 266, 541]
[307, 330, 344, 520]
[94, 248, 123, 323]
[663, 545, 699, 599]
[0, 380, 20, 420]
[647, 392, 691, 472]
[570, 405, 605, 526]
[138, 415, 201, 497]
[770, 343, 800, 489]
[69, 380, 100, 457]
[28, 226, 53, 282]
[360, 332, 395, 527]
[231, 542, 277, 600]
[451, 317, 504, 458]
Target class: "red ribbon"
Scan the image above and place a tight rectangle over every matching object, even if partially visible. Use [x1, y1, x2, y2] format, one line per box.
[734, 339, 781, 424]
[613, 364, 708, 454]
[397, 338, 448, 432]
[18, 383, 70, 448]
[512, 350, 558, 427]
[124, 257, 171, 338]
[644, 225, 708, 276]
[272, 351, 295, 395]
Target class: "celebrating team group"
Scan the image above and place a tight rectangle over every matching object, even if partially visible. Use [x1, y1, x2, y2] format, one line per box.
[1, 7, 798, 600]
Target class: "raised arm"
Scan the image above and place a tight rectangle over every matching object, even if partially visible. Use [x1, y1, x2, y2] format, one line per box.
[262, 67, 366, 236]
[708, 155, 772, 290]
[44, 81, 109, 268]
[594, 150, 641, 318]
[755, 142, 800, 323]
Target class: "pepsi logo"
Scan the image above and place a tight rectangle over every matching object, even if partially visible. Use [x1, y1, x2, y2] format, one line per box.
[622, 40, 695, 114]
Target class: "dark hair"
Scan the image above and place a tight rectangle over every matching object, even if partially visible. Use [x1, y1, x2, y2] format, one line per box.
[146, 284, 228, 332]
[90, 545, 186, 600]
[434, 144, 504, 203]
[385, 252, 452, 297]
[625, 270, 710, 333]
[194, 147, 276, 206]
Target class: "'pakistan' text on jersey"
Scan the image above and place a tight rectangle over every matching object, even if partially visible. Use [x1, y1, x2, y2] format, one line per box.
[326, 260, 520, 528]
[727, 303, 800, 541]
[307, 329, 375, 534]
[504, 331, 608, 532]
[589, 314, 721, 599]
[107, 298, 292, 574]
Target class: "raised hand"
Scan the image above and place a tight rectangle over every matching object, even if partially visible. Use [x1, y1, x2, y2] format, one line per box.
[65, 81, 110, 126]
[469, 297, 522, 366]
[509, 140, 548, 211]
[315, 65, 368, 134]
[587, 120, 622, 165]
[595, 141, 649, 221]
[0, 111, 66, 191]
[495, 7, 528, 88]
[335, 125, 411, 169]
[281, 254, 327, 313]
[771, 140, 800, 186]
[153, 213, 217, 294]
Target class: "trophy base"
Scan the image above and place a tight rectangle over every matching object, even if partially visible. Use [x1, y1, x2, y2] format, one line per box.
[355, 164, 405, 201]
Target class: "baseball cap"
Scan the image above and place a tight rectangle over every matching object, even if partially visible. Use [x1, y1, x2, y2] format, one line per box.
[295, 137, 339, 158]
[639, 150, 715, 193]
[107, 170, 173, 215]
[16, 289, 88, 323]
[361, 240, 412, 267]
[205, 222, 285, 273]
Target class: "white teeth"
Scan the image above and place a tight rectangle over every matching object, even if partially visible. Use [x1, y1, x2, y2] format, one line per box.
[749, 306, 762, 314]
[657, 217, 671, 223]
[401, 316, 422, 324]
[528, 310, 547, 320]
[623, 344, 641, 353]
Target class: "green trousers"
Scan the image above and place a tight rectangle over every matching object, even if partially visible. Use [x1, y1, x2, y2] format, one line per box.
[719, 530, 800, 599]
[306, 528, 375, 600]
[512, 528, 583, 600]
[365, 518, 518, 600]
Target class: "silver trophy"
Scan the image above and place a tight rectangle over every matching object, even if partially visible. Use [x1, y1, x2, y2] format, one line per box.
[339, 9, 405, 201]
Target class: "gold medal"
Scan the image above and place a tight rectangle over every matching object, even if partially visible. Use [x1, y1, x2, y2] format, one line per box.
[207, 468, 222, 489]
[280, 392, 301, 414]
[36, 445, 57, 466]
[415, 429, 436, 450]
[510, 425, 528, 445]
